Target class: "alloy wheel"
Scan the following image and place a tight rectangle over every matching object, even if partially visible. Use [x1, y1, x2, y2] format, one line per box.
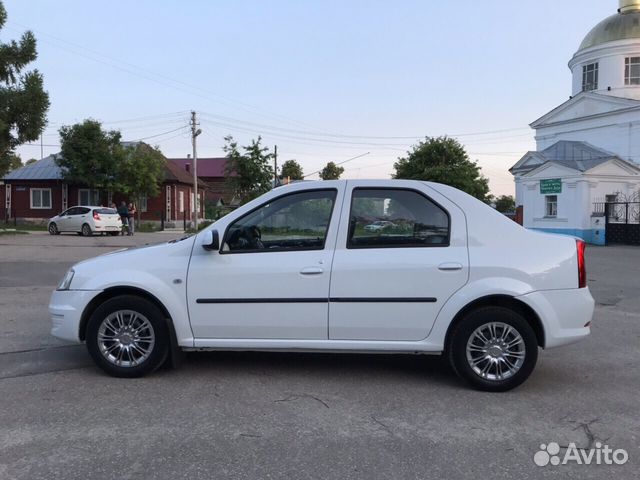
[97, 310, 156, 368]
[465, 321, 526, 381]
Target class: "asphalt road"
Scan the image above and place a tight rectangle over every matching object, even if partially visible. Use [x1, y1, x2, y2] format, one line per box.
[0, 232, 639, 479]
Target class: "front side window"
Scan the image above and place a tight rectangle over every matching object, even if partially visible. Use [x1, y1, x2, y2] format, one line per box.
[224, 189, 337, 252]
[545, 195, 558, 218]
[31, 188, 52, 209]
[625, 57, 640, 85]
[348, 188, 449, 248]
[582, 63, 598, 91]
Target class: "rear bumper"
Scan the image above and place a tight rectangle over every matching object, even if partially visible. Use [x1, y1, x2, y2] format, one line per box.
[517, 288, 594, 349]
[93, 224, 121, 231]
[49, 289, 101, 342]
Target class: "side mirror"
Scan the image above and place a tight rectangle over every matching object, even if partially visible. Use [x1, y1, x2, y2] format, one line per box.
[202, 229, 220, 251]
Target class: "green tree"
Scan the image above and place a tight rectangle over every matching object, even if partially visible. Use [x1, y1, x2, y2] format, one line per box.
[393, 136, 490, 202]
[280, 159, 304, 181]
[494, 194, 515, 213]
[25, 158, 37, 165]
[319, 161, 344, 180]
[0, 151, 21, 175]
[0, 1, 49, 177]
[120, 142, 166, 224]
[223, 135, 273, 204]
[57, 119, 125, 192]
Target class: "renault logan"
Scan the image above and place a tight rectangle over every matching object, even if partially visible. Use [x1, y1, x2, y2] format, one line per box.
[49, 180, 594, 391]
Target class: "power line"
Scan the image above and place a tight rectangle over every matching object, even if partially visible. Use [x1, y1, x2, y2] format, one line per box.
[303, 152, 371, 178]
[6, 22, 337, 134]
[6, 22, 533, 144]
[133, 126, 188, 142]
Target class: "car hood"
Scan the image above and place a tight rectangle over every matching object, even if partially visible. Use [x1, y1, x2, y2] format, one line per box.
[69, 235, 196, 290]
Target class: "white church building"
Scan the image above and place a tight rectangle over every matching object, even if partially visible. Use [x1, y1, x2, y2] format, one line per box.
[511, 0, 640, 245]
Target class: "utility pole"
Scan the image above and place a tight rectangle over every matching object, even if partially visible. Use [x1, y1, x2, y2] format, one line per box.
[40, 133, 43, 159]
[273, 145, 278, 188]
[190, 111, 202, 229]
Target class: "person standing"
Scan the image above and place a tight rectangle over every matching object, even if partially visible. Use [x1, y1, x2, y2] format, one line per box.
[128, 202, 137, 236]
[117, 201, 129, 236]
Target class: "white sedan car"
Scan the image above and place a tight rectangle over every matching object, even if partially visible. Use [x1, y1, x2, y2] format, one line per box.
[48, 206, 122, 236]
[49, 180, 594, 391]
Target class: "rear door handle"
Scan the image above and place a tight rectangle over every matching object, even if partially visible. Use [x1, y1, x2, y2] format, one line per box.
[300, 267, 323, 275]
[438, 262, 463, 271]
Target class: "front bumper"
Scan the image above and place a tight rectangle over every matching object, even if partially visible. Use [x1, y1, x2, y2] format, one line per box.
[517, 287, 595, 349]
[49, 289, 102, 342]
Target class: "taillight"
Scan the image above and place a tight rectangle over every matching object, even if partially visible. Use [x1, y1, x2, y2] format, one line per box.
[576, 239, 586, 288]
[93, 211, 101, 221]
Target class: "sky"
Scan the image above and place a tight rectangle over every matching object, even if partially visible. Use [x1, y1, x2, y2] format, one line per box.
[5, 0, 615, 195]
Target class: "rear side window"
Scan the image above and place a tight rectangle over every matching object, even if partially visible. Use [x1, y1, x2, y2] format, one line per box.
[347, 188, 449, 248]
[94, 208, 117, 215]
[78, 207, 91, 214]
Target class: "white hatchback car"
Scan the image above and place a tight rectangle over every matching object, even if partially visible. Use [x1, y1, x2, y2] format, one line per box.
[50, 180, 594, 391]
[48, 206, 122, 236]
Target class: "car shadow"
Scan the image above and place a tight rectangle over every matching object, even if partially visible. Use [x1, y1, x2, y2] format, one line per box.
[178, 350, 461, 388]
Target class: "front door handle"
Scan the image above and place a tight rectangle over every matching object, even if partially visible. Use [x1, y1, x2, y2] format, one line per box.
[438, 262, 463, 271]
[300, 267, 323, 275]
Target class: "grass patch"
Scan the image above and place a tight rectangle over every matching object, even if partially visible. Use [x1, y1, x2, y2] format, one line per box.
[0, 229, 29, 235]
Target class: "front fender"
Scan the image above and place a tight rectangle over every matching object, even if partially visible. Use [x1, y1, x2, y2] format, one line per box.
[79, 270, 193, 346]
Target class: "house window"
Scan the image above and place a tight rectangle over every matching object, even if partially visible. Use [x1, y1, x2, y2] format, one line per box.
[545, 195, 558, 218]
[78, 189, 90, 206]
[139, 195, 148, 213]
[30, 188, 52, 209]
[625, 57, 640, 85]
[582, 63, 598, 91]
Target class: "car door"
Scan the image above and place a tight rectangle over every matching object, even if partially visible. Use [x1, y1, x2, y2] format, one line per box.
[56, 208, 74, 231]
[328, 181, 469, 341]
[187, 185, 345, 339]
[68, 207, 90, 232]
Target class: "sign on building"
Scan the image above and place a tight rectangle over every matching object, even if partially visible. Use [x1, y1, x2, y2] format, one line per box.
[540, 179, 562, 194]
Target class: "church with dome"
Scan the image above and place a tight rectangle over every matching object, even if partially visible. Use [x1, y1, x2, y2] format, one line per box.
[511, 0, 640, 245]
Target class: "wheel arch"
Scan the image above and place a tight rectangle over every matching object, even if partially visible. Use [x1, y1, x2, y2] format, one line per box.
[444, 295, 545, 350]
[79, 286, 180, 362]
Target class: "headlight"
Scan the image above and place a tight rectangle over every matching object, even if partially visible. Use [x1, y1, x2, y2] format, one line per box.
[57, 269, 75, 291]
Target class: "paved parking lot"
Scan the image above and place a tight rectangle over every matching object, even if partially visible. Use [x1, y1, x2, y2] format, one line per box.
[0, 232, 638, 479]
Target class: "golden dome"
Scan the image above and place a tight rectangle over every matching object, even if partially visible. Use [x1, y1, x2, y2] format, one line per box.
[578, 1, 640, 51]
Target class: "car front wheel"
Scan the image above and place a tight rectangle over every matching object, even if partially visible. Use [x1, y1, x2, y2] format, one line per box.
[447, 306, 538, 392]
[48, 223, 59, 235]
[86, 295, 170, 378]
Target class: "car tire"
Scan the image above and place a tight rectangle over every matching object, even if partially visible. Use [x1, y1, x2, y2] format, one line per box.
[109, 231, 119, 236]
[81, 223, 92, 237]
[447, 306, 538, 392]
[86, 295, 170, 378]
[48, 223, 59, 235]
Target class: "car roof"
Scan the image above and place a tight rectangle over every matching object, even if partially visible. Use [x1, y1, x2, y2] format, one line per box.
[65, 205, 116, 210]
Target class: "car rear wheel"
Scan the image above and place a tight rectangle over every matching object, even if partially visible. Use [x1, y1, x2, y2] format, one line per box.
[48, 223, 59, 235]
[81, 223, 92, 237]
[447, 306, 538, 392]
[86, 295, 169, 378]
